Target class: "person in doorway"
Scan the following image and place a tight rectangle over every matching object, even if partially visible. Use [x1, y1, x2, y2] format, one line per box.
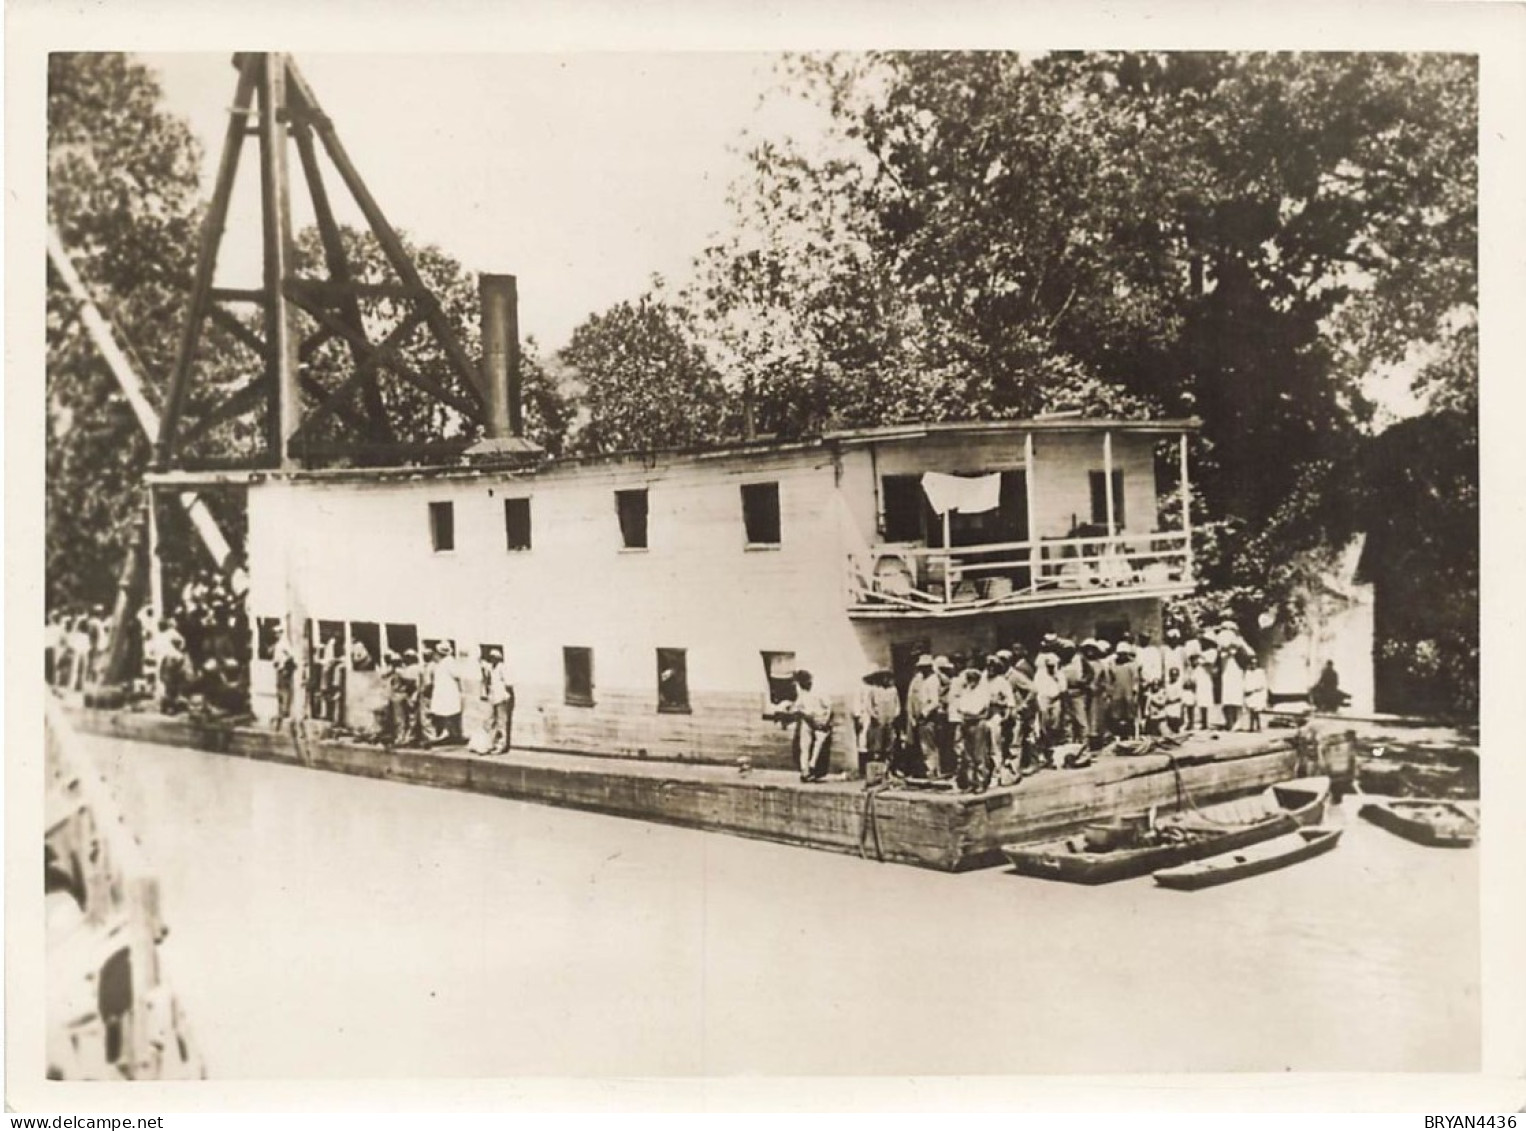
[485, 648, 514, 755]
[784, 669, 834, 783]
[271, 624, 296, 726]
[391, 649, 422, 746]
[428, 642, 465, 744]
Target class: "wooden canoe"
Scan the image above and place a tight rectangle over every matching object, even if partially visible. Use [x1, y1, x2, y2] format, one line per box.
[1152, 826, 1343, 890]
[1002, 776, 1331, 885]
[1359, 798, 1477, 847]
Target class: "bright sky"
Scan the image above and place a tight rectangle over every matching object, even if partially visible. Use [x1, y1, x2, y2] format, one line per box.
[140, 52, 818, 353]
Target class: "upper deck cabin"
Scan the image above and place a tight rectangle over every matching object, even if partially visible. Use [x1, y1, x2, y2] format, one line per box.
[830, 417, 1199, 618]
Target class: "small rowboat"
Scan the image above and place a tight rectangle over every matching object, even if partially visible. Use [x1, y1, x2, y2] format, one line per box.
[1359, 798, 1477, 847]
[1001, 776, 1330, 885]
[1152, 826, 1343, 890]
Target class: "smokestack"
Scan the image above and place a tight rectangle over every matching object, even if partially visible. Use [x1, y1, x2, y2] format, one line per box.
[467, 274, 541, 464]
[480, 273, 522, 439]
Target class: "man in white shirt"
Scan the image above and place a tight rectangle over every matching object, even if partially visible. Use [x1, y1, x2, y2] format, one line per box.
[485, 648, 514, 755]
[785, 669, 834, 783]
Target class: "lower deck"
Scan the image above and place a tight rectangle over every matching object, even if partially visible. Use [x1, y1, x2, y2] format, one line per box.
[66, 702, 1356, 871]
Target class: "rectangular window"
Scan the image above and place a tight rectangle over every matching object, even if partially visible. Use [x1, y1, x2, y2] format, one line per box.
[564, 646, 594, 707]
[421, 638, 457, 664]
[504, 497, 532, 551]
[429, 501, 455, 552]
[383, 623, 418, 659]
[656, 648, 689, 713]
[741, 481, 781, 546]
[616, 488, 649, 549]
[1089, 470, 1126, 529]
[256, 617, 280, 661]
[760, 650, 797, 706]
[881, 474, 926, 542]
[348, 622, 380, 669]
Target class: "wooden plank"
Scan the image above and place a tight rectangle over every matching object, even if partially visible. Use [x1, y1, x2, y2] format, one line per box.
[257, 52, 302, 469]
[289, 118, 393, 443]
[284, 290, 479, 422]
[283, 57, 486, 409]
[208, 287, 266, 304]
[283, 301, 432, 440]
[157, 55, 259, 467]
[178, 376, 266, 446]
[205, 303, 267, 357]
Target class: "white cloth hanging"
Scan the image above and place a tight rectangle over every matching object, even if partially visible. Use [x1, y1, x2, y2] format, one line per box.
[920, 471, 1003, 515]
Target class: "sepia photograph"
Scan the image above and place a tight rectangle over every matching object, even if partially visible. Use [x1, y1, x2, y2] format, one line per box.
[10, 1, 1526, 1116]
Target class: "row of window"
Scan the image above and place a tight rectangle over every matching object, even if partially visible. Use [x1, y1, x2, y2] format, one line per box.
[427, 482, 783, 554]
[256, 616, 797, 715]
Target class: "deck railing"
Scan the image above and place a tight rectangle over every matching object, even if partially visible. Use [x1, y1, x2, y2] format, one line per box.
[847, 529, 1193, 616]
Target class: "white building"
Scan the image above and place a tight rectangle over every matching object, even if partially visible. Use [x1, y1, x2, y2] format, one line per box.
[230, 417, 1198, 770]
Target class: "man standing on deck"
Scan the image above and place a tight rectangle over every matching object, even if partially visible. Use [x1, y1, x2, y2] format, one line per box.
[429, 642, 465, 744]
[392, 649, 422, 746]
[1110, 640, 1142, 739]
[785, 669, 834, 782]
[271, 624, 296, 727]
[950, 663, 995, 793]
[906, 654, 943, 779]
[485, 648, 513, 755]
[854, 668, 900, 775]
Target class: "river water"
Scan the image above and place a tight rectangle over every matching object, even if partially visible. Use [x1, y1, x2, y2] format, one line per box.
[78, 733, 1479, 1079]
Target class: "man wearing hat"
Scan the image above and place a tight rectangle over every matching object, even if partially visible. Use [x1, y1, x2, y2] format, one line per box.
[1085, 638, 1116, 746]
[949, 662, 995, 793]
[1060, 637, 1093, 746]
[428, 641, 465, 745]
[854, 667, 901, 775]
[784, 669, 834, 782]
[906, 654, 944, 779]
[1110, 639, 1142, 739]
[484, 647, 514, 755]
[390, 649, 422, 746]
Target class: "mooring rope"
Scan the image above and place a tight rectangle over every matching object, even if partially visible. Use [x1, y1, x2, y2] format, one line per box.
[858, 780, 890, 863]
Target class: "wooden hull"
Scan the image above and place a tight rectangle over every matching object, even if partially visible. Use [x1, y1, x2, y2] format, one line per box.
[1360, 799, 1477, 847]
[1002, 776, 1330, 885]
[1153, 826, 1343, 890]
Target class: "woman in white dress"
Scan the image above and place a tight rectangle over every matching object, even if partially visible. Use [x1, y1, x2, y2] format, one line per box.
[428, 641, 464, 744]
[1220, 646, 1245, 730]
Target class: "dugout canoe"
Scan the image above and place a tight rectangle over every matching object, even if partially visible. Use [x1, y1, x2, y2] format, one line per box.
[1359, 798, 1477, 847]
[1001, 775, 1331, 885]
[1152, 826, 1343, 890]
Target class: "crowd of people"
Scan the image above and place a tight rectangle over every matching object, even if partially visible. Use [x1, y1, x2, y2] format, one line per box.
[803, 621, 1279, 794]
[46, 569, 253, 716]
[268, 631, 516, 755]
[44, 606, 115, 692]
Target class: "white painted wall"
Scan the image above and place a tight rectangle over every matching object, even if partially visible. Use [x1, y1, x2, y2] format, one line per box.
[244, 430, 1181, 756]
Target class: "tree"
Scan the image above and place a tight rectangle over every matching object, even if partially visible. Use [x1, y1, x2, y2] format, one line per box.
[560, 292, 730, 455]
[691, 51, 1476, 601]
[47, 53, 218, 609]
[289, 225, 572, 459]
